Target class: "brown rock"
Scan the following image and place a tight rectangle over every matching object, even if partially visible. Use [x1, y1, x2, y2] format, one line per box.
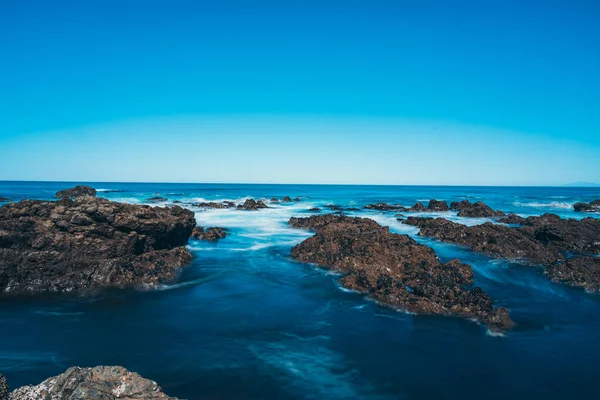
[55, 186, 97, 199]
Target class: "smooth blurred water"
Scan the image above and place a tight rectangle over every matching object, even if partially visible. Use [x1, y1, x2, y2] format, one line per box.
[1, 182, 599, 399]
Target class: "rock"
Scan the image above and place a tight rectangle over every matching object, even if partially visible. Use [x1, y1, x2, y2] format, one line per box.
[545, 257, 600, 292]
[289, 214, 512, 331]
[147, 196, 168, 202]
[450, 200, 505, 217]
[191, 226, 228, 241]
[192, 201, 235, 209]
[0, 197, 10, 203]
[521, 214, 600, 255]
[407, 202, 427, 212]
[498, 213, 526, 225]
[345, 207, 361, 211]
[395, 213, 405, 219]
[282, 196, 292, 202]
[427, 199, 449, 211]
[9, 366, 177, 399]
[402, 217, 563, 265]
[293, 197, 301, 202]
[325, 204, 344, 211]
[237, 198, 269, 210]
[270, 198, 279, 203]
[0, 197, 195, 294]
[308, 207, 321, 212]
[0, 374, 8, 400]
[573, 200, 600, 213]
[55, 186, 97, 199]
[364, 203, 406, 211]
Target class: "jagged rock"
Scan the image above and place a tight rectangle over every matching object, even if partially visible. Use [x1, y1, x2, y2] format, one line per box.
[289, 214, 512, 330]
[450, 200, 505, 217]
[270, 198, 279, 203]
[0, 374, 8, 400]
[307, 207, 321, 212]
[147, 196, 168, 202]
[427, 199, 449, 211]
[545, 257, 600, 292]
[293, 197, 301, 202]
[237, 199, 268, 210]
[55, 186, 97, 199]
[403, 217, 563, 264]
[191, 226, 228, 241]
[192, 201, 235, 209]
[521, 214, 600, 255]
[9, 366, 177, 399]
[325, 204, 344, 211]
[364, 203, 406, 211]
[282, 196, 292, 202]
[498, 213, 526, 225]
[0, 197, 195, 294]
[407, 202, 427, 212]
[573, 200, 600, 213]
[0, 197, 11, 203]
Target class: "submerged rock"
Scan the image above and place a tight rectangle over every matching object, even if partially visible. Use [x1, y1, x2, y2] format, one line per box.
[0, 197, 195, 294]
[0, 197, 11, 203]
[307, 207, 321, 212]
[55, 185, 97, 199]
[270, 198, 279, 203]
[147, 196, 168, 202]
[573, 200, 600, 213]
[0, 374, 8, 400]
[237, 198, 268, 210]
[9, 366, 177, 399]
[450, 200, 505, 217]
[191, 226, 228, 241]
[364, 203, 406, 211]
[289, 214, 512, 330]
[192, 201, 235, 209]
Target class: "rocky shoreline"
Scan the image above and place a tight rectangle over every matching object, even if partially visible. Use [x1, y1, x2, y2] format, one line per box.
[1, 366, 178, 400]
[289, 214, 513, 331]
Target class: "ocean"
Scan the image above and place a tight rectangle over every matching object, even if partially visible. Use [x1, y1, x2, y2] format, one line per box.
[1, 182, 599, 399]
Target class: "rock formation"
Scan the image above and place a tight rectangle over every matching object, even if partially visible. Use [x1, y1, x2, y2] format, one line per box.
[545, 257, 600, 292]
[9, 366, 177, 399]
[237, 198, 268, 210]
[191, 226, 228, 241]
[0, 198, 11, 203]
[427, 199, 449, 211]
[573, 200, 600, 213]
[0, 374, 8, 400]
[364, 203, 405, 211]
[289, 214, 512, 330]
[55, 185, 97, 199]
[498, 213, 526, 225]
[0, 196, 195, 294]
[192, 201, 235, 209]
[450, 200, 505, 217]
[147, 196, 168, 202]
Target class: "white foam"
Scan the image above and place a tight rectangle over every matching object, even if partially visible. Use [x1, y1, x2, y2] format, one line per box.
[513, 201, 573, 209]
[486, 329, 506, 337]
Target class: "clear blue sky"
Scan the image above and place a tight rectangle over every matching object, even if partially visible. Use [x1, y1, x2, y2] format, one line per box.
[0, 0, 598, 185]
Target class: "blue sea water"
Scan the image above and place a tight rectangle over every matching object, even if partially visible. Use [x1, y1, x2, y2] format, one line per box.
[1, 182, 599, 399]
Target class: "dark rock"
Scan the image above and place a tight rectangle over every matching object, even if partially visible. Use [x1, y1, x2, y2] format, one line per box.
[0, 374, 7, 400]
[308, 207, 321, 212]
[237, 198, 269, 210]
[9, 366, 177, 399]
[270, 198, 280, 203]
[364, 203, 406, 211]
[427, 199, 449, 211]
[282, 196, 292, 202]
[173, 200, 181, 204]
[0, 197, 10, 203]
[521, 214, 600, 255]
[192, 201, 235, 209]
[326, 204, 344, 211]
[395, 213, 406, 219]
[403, 217, 563, 264]
[407, 202, 427, 212]
[546, 257, 600, 292]
[191, 226, 228, 241]
[55, 186, 97, 199]
[293, 197, 301, 202]
[346, 207, 360, 211]
[498, 213, 526, 225]
[573, 200, 600, 213]
[147, 196, 168, 202]
[450, 200, 505, 217]
[0, 197, 195, 294]
[289, 214, 512, 330]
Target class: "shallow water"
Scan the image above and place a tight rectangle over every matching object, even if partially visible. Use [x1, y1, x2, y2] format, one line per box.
[1, 182, 599, 399]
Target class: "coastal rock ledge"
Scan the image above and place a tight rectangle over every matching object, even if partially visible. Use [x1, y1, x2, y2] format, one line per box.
[288, 214, 512, 331]
[0, 195, 195, 294]
[7, 366, 177, 399]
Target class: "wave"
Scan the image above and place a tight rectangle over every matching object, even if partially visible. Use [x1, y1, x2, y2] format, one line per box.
[513, 201, 573, 209]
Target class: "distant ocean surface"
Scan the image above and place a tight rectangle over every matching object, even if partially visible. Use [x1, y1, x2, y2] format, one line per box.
[1, 182, 599, 399]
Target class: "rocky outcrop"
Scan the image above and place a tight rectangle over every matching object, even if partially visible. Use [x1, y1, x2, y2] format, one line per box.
[0, 196, 195, 294]
[192, 201, 235, 209]
[9, 366, 177, 399]
[307, 207, 321, 212]
[0, 374, 8, 400]
[545, 257, 600, 292]
[147, 196, 168, 202]
[55, 185, 97, 199]
[403, 214, 600, 291]
[270, 198, 279, 203]
[407, 202, 426, 212]
[191, 226, 228, 241]
[0, 197, 10, 203]
[237, 198, 268, 210]
[498, 213, 526, 225]
[364, 203, 405, 211]
[450, 200, 505, 217]
[427, 199, 449, 212]
[282, 196, 292, 202]
[573, 200, 600, 213]
[289, 214, 512, 330]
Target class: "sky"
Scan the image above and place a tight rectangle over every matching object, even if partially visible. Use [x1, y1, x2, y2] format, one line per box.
[0, 0, 598, 185]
